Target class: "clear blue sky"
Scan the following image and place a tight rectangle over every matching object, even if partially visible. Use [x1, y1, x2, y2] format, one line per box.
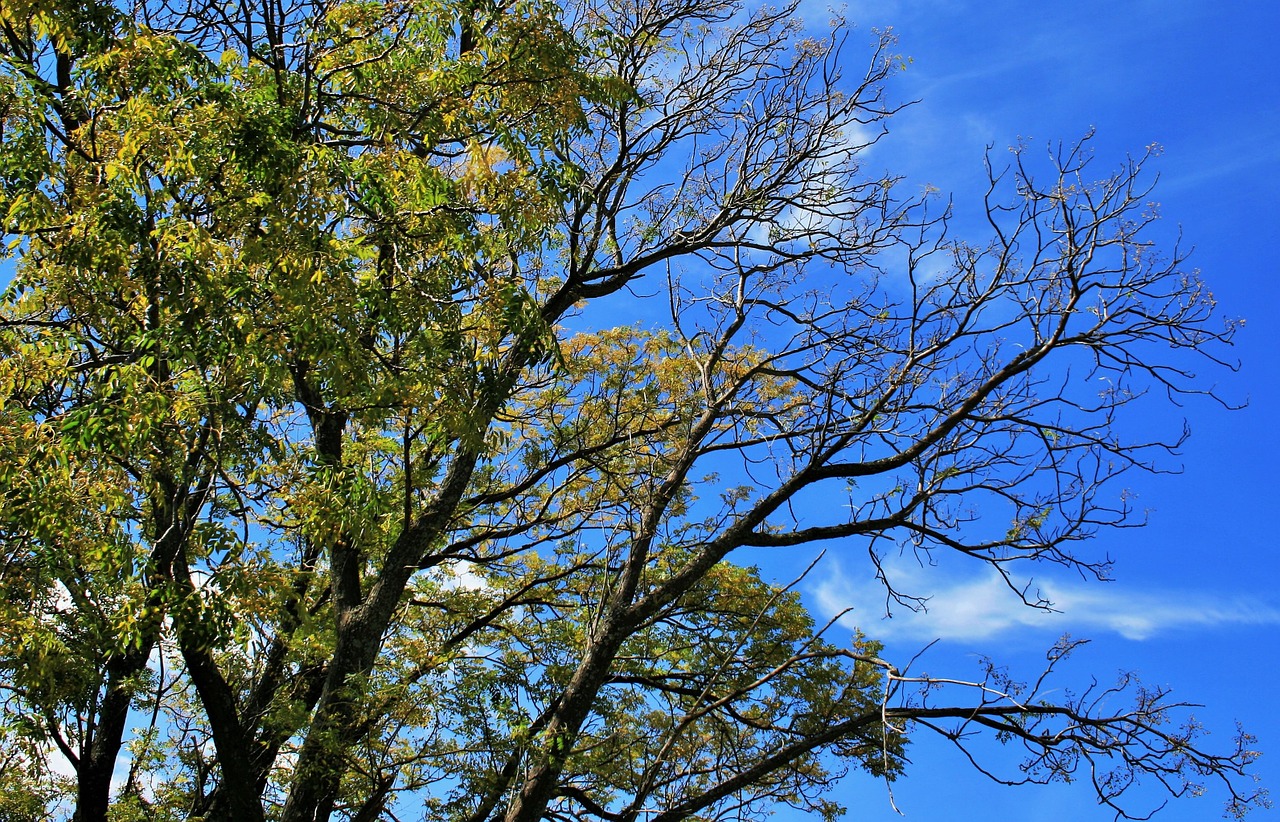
[765, 2, 1280, 819]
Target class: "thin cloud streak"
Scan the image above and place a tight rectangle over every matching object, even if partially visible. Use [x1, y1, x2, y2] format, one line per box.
[811, 558, 1280, 643]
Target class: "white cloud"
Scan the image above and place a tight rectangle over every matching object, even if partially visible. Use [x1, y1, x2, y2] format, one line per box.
[811, 556, 1280, 643]
[1158, 131, 1280, 194]
[438, 560, 488, 592]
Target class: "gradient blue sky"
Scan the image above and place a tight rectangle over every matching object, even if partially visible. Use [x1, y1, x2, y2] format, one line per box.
[766, 2, 1280, 820]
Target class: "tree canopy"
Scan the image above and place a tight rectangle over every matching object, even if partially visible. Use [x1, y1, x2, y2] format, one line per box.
[0, 0, 1264, 820]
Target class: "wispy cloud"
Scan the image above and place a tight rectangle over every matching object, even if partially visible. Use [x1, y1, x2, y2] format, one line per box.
[811, 557, 1280, 643]
[1158, 131, 1280, 195]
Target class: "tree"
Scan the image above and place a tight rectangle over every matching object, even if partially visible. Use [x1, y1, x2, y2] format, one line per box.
[0, 0, 1264, 819]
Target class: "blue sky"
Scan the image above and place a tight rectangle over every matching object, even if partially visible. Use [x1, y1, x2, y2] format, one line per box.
[765, 2, 1280, 819]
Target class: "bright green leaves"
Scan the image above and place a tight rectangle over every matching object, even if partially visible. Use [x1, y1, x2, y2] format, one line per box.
[76, 28, 215, 107]
[0, 74, 51, 198]
[0, 722, 61, 822]
[0, 411, 142, 721]
[398, 548, 904, 818]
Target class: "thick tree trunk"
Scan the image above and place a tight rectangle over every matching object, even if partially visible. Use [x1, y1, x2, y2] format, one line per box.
[74, 652, 152, 822]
